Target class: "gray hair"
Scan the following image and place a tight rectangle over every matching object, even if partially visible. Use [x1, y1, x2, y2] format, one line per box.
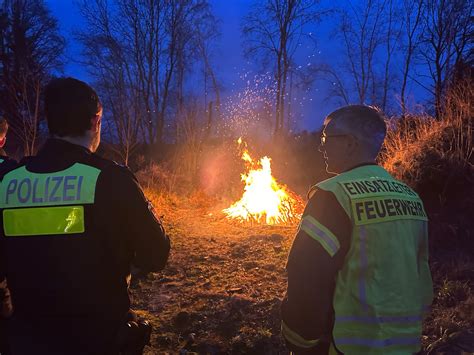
[325, 105, 387, 157]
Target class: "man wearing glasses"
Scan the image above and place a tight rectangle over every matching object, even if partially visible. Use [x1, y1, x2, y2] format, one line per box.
[281, 105, 433, 354]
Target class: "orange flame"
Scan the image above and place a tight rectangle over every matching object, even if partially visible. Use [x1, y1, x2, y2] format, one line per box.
[223, 139, 301, 225]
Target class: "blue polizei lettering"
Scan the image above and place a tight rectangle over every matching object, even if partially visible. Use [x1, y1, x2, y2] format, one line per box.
[5, 179, 18, 204]
[4, 175, 85, 205]
[32, 178, 43, 203]
[18, 178, 32, 203]
[44, 177, 50, 202]
[63, 176, 77, 201]
[76, 176, 83, 200]
[49, 176, 63, 202]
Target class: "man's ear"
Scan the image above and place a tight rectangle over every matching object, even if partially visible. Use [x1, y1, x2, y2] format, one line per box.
[0, 136, 6, 148]
[91, 114, 101, 132]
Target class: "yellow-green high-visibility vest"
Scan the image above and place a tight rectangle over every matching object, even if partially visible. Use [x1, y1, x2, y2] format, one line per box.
[1, 163, 101, 236]
[316, 165, 433, 355]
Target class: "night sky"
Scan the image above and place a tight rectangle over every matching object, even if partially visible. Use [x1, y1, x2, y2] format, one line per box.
[45, 0, 428, 132]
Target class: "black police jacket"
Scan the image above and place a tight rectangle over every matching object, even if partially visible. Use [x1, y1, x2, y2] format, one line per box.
[0, 149, 17, 176]
[0, 149, 16, 283]
[0, 138, 170, 321]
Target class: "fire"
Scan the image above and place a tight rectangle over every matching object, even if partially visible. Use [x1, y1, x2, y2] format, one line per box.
[223, 139, 301, 225]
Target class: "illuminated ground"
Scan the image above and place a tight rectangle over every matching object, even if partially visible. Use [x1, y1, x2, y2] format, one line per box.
[133, 191, 296, 354]
[132, 190, 474, 354]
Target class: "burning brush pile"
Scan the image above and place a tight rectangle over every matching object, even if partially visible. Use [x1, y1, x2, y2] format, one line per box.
[223, 138, 304, 225]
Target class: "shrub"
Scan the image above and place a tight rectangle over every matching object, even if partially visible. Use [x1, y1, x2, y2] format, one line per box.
[380, 77, 474, 254]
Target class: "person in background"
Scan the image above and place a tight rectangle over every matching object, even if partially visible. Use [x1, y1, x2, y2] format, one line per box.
[281, 105, 433, 354]
[0, 116, 14, 354]
[0, 117, 16, 170]
[0, 78, 170, 355]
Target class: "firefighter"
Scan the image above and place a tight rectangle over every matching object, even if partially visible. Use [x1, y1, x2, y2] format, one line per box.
[0, 78, 170, 355]
[281, 105, 433, 354]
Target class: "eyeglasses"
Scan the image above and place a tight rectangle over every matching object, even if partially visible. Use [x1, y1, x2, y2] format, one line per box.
[320, 134, 348, 146]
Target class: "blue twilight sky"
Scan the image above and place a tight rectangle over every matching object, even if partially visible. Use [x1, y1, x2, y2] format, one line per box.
[45, 0, 429, 132]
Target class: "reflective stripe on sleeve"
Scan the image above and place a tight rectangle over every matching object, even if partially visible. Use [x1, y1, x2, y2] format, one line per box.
[299, 215, 340, 257]
[281, 320, 320, 349]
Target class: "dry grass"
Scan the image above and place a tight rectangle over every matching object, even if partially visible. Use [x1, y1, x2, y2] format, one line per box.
[381, 114, 473, 187]
[381, 76, 473, 196]
[134, 189, 296, 354]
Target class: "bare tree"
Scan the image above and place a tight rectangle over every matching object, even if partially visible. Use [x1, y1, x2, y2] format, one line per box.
[174, 95, 206, 181]
[242, 0, 323, 137]
[418, 0, 473, 119]
[380, 0, 403, 112]
[0, 0, 64, 155]
[326, 0, 406, 112]
[76, 0, 144, 163]
[171, 0, 218, 134]
[318, 64, 351, 105]
[330, 0, 385, 106]
[195, 10, 221, 134]
[77, 0, 217, 163]
[399, 0, 424, 117]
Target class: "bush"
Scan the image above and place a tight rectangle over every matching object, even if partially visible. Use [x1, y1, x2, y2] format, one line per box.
[380, 80, 474, 254]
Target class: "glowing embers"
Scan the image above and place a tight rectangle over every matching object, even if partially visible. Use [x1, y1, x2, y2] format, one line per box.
[223, 138, 301, 225]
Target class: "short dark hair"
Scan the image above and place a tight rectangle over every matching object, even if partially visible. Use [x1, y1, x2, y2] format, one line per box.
[0, 117, 8, 136]
[45, 77, 102, 137]
[325, 105, 387, 156]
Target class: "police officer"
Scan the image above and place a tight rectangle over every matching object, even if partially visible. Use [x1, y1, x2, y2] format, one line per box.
[281, 105, 433, 354]
[0, 78, 170, 355]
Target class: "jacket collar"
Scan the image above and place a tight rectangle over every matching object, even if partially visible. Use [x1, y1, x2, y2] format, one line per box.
[38, 138, 92, 157]
[342, 162, 378, 173]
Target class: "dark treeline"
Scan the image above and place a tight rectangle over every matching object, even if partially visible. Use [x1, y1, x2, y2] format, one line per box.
[0, 0, 472, 163]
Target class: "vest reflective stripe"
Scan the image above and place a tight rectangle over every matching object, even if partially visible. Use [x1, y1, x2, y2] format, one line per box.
[358, 226, 369, 312]
[336, 336, 420, 347]
[300, 215, 340, 257]
[316, 165, 433, 355]
[281, 320, 320, 349]
[3, 206, 84, 236]
[1, 163, 100, 207]
[336, 315, 422, 324]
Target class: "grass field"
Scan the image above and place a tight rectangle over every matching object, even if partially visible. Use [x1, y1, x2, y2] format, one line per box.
[133, 192, 294, 354]
[130, 190, 474, 354]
